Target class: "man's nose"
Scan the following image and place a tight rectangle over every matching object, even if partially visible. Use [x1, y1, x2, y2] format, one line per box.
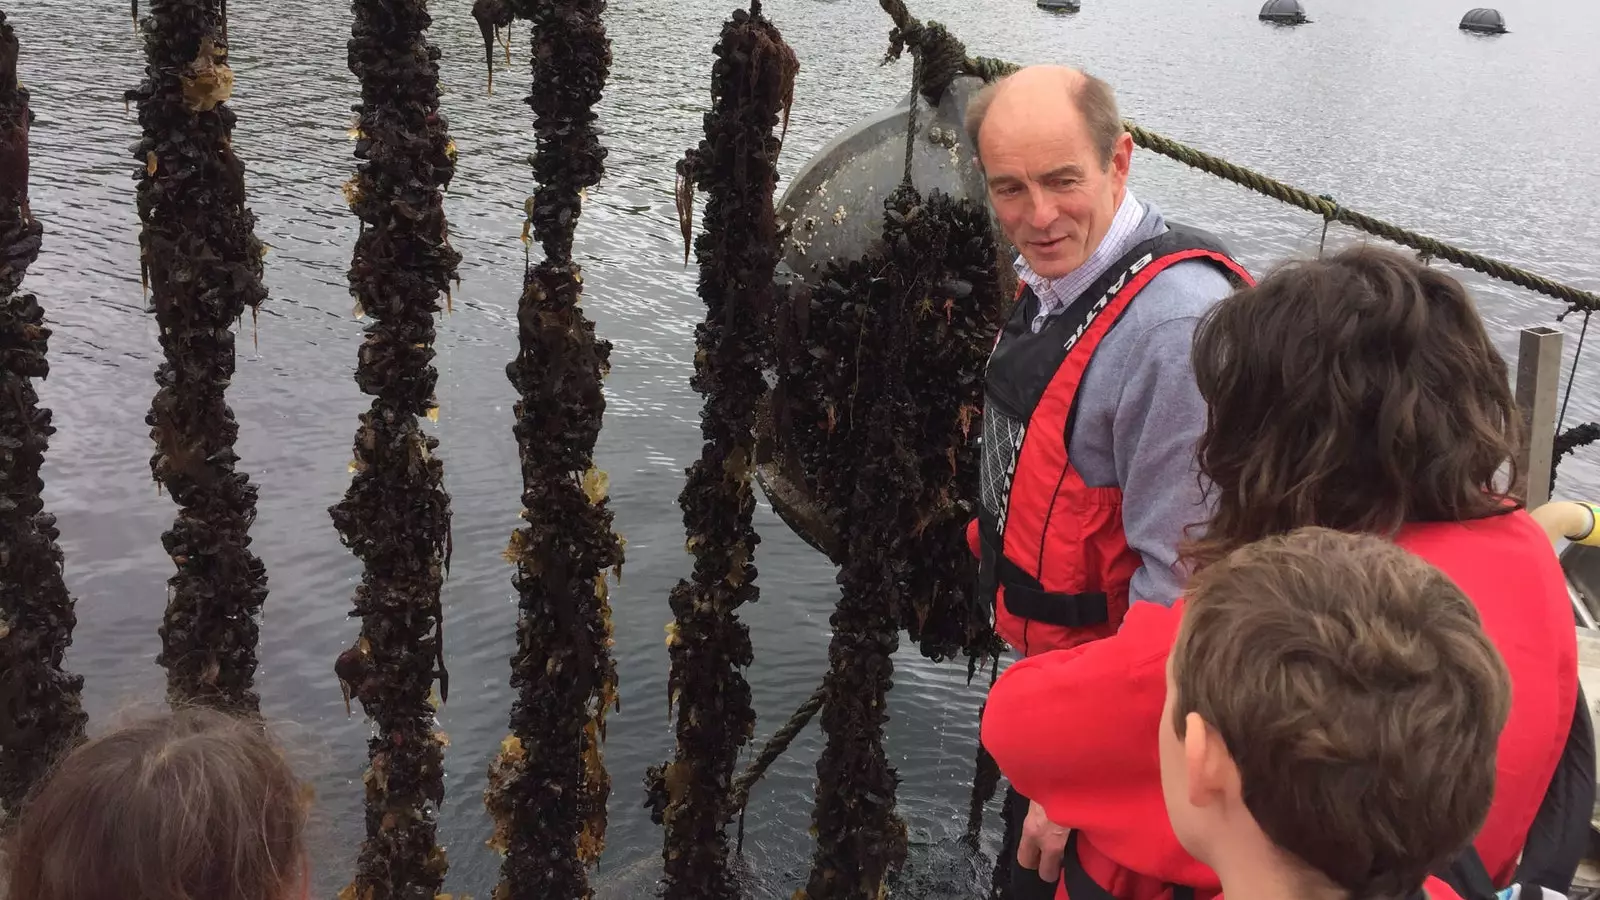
[1026, 185, 1055, 230]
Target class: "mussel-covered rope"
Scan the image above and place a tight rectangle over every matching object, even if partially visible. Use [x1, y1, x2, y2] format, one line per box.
[798, 184, 919, 900]
[328, 0, 459, 896]
[127, 0, 271, 715]
[645, 4, 797, 898]
[483, 0, 622, 896]
[0, 7, 88, 820]
[1554, 424, 1600, 490]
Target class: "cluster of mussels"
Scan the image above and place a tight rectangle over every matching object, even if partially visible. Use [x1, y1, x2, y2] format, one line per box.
[126, 0, 269, 714]
[481, 1, 621, 898]
[798, 183, 929, 900]
[642, 4, 798, 899]
[775, 190, 1005, 667]
[0, 9, 87, 819]
[327, 1, 460, 898]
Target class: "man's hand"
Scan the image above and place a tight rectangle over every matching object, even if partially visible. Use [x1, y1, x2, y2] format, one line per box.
[1017, 799, 1070, 884]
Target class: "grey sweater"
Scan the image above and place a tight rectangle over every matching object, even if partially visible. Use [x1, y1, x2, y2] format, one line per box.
[1047, 202, 1233, 608]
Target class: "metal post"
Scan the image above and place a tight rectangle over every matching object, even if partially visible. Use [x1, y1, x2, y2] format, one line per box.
[1516, 325, 1564, 510]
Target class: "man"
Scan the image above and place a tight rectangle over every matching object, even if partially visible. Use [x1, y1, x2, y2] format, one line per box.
[962, 65, 1252, 896]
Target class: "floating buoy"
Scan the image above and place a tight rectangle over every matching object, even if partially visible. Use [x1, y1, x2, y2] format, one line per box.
[1459, 8, 1508, 33]
[1037, 0, 1081, 12]
[1259, 0, 1309, 24]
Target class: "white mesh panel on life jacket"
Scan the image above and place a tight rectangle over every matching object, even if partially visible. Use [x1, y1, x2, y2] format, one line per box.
[980, 406, 1026, 534]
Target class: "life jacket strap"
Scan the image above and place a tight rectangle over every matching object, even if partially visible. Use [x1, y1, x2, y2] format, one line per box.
[981, 528, 1111, 628]
[1062, 831, 1195, 900]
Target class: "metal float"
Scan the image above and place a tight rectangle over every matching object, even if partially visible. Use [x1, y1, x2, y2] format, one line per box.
[1259, 0, 1310, 25]
[1460, 8, 1508, 34]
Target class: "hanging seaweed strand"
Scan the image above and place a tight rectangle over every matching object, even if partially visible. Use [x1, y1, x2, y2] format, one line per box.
[641, 4, 797, 897]
[482, 0, 621, 897]
[0, 8, 88, 821]
[327, 0, 459, 897]
[126, 0, 269, 714]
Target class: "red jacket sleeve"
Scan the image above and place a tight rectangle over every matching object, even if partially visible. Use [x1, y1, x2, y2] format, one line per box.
[980, 601, 1218, 889]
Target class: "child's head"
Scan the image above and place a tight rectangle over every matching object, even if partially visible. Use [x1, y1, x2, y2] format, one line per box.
[1160, 527, 1511, 900]
[3, 706, 309, 900]
[1185, 245, 1521, 572]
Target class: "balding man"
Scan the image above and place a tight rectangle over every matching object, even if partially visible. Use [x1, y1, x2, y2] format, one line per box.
[963, 66, 1253, 896]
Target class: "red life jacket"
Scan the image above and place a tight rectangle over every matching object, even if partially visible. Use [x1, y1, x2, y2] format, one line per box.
[979, 510, 1583, 900]
[972, 224, 1252, 656]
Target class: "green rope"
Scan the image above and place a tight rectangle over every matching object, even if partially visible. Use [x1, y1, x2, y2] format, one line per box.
[730, 683, 827, 853]
[1121, 122, 1600, 313]
[877, 0, 1599, 314]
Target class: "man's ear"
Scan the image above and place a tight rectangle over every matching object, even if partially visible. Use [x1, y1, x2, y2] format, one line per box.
[1183, 712, 1238, 808]
[1111, 131, 1133, 182]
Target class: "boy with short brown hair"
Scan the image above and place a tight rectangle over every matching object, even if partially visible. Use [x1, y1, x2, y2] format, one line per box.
[1160, 526, 1512, 900]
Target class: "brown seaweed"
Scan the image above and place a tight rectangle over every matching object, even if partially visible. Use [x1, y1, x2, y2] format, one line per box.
[469, 0, 513, 94]
[125, 0, 269, 715]
[481, 0, 621, 897]
[641, 5, 797, 898]
[0, 7, 88, 820]
[327, 0, 459, 897]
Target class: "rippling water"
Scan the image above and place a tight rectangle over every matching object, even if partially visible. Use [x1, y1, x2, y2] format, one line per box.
[11, 0, 1600, 895]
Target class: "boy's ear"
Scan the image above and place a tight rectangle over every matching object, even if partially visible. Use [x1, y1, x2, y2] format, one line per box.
[1184, 712, 1240, 808]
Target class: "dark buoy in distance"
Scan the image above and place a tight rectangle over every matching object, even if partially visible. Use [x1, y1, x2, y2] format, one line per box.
[1037, 0, 1082, 12]
[1259, 0, 1309, 25]
[1459, 8, 1508, 33]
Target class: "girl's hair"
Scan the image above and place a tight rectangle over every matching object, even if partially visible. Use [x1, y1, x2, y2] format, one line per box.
[2, 706, 308, 900]
[1184, 245, 1522, 571]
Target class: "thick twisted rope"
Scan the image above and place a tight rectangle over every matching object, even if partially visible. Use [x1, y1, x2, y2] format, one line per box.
[1124, 124, 1600, 313]
[877, 0, 1599, 314]
[730, 683, 826, 813]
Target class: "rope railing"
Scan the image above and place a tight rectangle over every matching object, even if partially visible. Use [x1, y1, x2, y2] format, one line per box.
[877, 0, 1600, 315]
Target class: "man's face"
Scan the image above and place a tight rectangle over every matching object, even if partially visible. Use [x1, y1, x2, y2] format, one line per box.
[979, 97, 1131, 280]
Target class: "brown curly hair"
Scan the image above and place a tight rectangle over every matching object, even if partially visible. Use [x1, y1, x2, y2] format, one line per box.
[1184, 245, 1522, 572]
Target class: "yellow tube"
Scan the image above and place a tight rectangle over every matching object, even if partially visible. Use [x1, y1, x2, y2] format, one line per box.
[1530, 500, 1600, 547]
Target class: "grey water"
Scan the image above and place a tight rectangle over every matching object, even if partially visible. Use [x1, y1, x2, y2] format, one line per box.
[10, 0, 1600, 895]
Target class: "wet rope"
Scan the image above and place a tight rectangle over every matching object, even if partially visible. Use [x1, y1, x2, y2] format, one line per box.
[731, 683, 827, 846]
[1551, 311, 1599, 488]
[1119, 124, 1600, 314]
[880, 0, 1012, 103]
[902, 51, 920, 187]
[876, 0, 1600, 315]
[1559, 310, 1590, 432]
